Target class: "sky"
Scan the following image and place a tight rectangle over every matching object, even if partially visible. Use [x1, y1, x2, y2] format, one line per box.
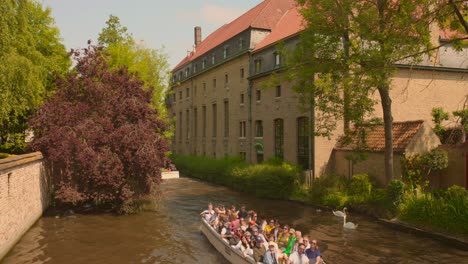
[40, 0, 263, 69]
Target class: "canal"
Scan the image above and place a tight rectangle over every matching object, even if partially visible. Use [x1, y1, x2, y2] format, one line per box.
[2, 177, 468, 264]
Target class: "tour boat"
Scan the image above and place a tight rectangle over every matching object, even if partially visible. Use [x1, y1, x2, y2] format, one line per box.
[161, 170, 180, 179]
[200, 219, 257, 264]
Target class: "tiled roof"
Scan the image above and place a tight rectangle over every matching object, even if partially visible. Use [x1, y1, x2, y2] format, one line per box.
[173, 0, 296, 71]
[335, 120, 425, 152]
[254, 7, 304, 52]
[439, 28, 468, 41]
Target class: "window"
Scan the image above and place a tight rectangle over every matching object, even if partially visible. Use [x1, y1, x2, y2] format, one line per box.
[173, 93, 176, 102]
[186, 87, 189, 98]
[224, 100, 229, 137]
[179, 91, 182, 100]
[224, 74, 229, 85]
[274, 119, 284, 159]
[276, 85, 281, 97]
[240, 68, 244, 79]
[239, 121, 246, 138]
[211, 53, 216, 64]
[239, 38, 244, 49]
[256, 89, 261, 102]
[297, 117, 310, 170]
[179, 72, 182, 81]
[212, 103, 217, 138]
[274, 52, 281, 67]
[185, 68, 189, 77]
[194, 108, 198, 139]
[255, 120, 263, 138]
[239, 152, 246, 161]
[240, 93, 244, 104]
[202, 105, 206, 138]
[186, 109, 190, 140]
[223, 46, 229, 59]
[254, 59, 262, 73]
[213, 78, 217, 89]
[179, 112, 183, 141]
[194, 63, 197, 73]
[202, 59, 206, 69]
[173, 75, 177, 83]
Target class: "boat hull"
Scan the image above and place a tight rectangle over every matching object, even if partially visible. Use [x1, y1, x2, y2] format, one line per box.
[200, 219, 257, 264]
[161, 171, 179, 179]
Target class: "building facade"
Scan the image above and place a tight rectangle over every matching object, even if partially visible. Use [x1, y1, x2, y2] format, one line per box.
[169, 0, 468, 180]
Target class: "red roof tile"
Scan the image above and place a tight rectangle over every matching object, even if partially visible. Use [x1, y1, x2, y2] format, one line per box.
[173, 0, 296, 71]
[336, 120, 425, 152]
[254, 7, 304, 52]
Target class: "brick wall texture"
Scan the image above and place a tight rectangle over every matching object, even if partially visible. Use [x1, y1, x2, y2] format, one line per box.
[0, 152, 49, 260]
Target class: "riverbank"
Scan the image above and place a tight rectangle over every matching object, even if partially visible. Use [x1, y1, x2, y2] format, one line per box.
[172, 154, 468, 250]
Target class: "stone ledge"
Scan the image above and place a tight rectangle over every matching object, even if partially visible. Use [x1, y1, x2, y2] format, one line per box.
[0, 152, 43, 173]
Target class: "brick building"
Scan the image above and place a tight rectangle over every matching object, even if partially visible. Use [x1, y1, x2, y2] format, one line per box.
[169, 0, 468, 182]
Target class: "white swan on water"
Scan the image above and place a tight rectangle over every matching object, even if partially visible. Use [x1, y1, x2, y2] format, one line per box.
[343, 214, 358, 229]
[332, 207, 347, 218]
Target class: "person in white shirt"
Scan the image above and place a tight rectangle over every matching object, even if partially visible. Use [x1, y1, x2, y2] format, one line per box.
[200, 202, 214, 222]
[288, 243, 309, 264]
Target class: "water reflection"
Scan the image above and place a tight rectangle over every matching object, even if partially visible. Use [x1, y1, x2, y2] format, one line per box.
[2, 178, 468, 264]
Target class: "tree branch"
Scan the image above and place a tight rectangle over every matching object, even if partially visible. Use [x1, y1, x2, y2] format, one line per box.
[449, 0, 468, 33]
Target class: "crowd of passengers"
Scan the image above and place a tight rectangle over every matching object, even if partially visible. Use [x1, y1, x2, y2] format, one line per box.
[201, 203, 323, 264]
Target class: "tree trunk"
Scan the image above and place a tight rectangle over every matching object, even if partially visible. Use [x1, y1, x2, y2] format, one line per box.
[378, 85, 394, 183]
[343, 31, 351, 132]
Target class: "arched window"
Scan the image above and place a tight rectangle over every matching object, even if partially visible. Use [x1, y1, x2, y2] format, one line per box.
[297, 117, 309, 169]
[274, 119, 284, 159]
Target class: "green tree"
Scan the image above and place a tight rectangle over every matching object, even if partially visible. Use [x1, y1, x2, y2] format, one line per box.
[0, 0, 70, 153]
[295, 0, 437, 182]
[98, 15, 170, 119]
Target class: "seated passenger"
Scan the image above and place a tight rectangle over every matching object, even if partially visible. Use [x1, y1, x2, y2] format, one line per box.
[264, 219, 275, 236]
[238, 205, 248, 219]
[277, 224, 290, 250]
[263, 242, 280, 264]
[252, 236, 266, 263]
[232, 235, 252, 258]
[287, 243, 309, 264]
[284, 228, 297, 255]
[271, 220, 281, 241]
[305, 240, 322, 264]
[220, 221, 233, 243]
[240, 218, 249, 231]
[200, 203, 214, 222]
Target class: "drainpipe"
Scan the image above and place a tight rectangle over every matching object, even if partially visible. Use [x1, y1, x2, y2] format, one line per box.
[247, 52, 253, 163]
[309, 80, 316, 180]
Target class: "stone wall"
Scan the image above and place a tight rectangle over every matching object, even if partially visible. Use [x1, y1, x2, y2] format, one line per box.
[0, 152, 49, 260]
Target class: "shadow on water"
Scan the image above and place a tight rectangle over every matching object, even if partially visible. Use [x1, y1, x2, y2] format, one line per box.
[2, 177, 468, 264]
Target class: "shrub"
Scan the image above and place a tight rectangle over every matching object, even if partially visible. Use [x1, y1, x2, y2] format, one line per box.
[400, 186, 468, 235]
[29, 46, 169, 213]
[321, 192, 348, 208]
[347, 174, 373, 196]
[172, 155, 299, 199]
[386, 180, 406, 207]
[0, 153, 11, 159]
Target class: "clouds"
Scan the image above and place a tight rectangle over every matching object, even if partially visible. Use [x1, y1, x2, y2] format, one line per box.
[200, 4, 246, 25]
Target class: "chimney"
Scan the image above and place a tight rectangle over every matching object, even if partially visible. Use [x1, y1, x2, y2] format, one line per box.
[194, 26, 202, 47]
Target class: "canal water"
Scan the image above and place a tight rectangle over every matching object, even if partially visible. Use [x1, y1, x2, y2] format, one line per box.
[2, 177, 468, 264]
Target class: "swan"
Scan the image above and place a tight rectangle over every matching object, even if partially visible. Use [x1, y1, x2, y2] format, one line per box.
[332, 207, 347, 218]
[343, 214, 358, 229]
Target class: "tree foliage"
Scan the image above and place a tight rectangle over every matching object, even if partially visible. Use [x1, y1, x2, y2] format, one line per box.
[98, 15, 171, 120]
[0, 0, 70, 153]
[29, 46, 169, 213]
[294, 0, 439, 182]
